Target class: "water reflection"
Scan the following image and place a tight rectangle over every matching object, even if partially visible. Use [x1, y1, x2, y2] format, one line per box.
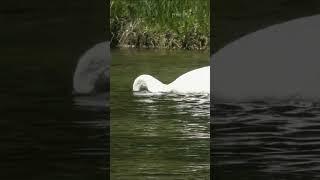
[133, 92, 209, 117]
[71, 93, 109, 175]
[73, 93, 109, 109]
[133, 93, 210, 139]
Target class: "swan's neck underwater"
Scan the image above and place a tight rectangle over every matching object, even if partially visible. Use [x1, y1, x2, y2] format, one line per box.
[133, 75, 170, 93]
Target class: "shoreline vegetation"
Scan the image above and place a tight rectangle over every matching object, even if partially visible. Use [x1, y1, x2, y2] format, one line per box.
[111, 0, 209, 50]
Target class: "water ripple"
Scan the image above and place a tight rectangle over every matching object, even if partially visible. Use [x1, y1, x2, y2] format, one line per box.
[213, 100, 320, 178]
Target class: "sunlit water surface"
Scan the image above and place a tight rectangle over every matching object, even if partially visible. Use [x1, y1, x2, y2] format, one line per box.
[111, 49, 210, 179]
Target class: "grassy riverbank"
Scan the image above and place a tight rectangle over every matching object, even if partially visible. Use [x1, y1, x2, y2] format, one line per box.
[111, 0, 209, 50]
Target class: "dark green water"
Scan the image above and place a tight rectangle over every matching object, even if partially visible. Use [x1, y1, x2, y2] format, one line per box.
[0, 45, 108, 179]
[110, 49, 210, 179]
[0, 3, 107, 178]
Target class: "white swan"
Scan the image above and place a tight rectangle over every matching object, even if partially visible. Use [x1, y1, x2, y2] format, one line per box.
[133, 66, 210, 94]
[213, 14, 320, 101]
[73, 41, 110, 94]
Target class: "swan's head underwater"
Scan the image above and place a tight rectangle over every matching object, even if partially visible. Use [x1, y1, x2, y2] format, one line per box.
[73, 41, 110, 94]
[132, 66, 210, 95]
[133, 75, 170, 93]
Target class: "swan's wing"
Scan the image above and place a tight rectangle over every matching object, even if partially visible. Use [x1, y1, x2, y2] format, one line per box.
[169, 66, 210, 93]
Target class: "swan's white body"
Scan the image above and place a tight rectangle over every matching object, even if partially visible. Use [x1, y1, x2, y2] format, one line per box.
[73, 41, 110, 94]
[133, 66, 210, 94]
[213, 15, 320, 101]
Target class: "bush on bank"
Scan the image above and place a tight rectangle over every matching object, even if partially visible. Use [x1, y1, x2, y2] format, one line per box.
[110, 0, 209, 50]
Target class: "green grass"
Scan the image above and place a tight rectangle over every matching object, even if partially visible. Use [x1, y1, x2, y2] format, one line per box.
[111, 0, 209, 50]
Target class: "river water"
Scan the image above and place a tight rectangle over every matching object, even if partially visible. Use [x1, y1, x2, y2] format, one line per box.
[0, 3, 107, 178]
[111, 49, 210, 179]
[213, 99, 320, 179]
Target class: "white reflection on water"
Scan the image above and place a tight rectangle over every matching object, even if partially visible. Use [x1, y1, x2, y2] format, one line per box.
[133, 92, 209, 117]
[133, 92, 210, 139]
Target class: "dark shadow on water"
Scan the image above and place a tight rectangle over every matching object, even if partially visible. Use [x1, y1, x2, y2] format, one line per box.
[212, 99, 320, 179]
[0, 0, 108, 177]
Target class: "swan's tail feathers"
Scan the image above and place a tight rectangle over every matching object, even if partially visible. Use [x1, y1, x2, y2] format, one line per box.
[133, 74, 168, 93]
